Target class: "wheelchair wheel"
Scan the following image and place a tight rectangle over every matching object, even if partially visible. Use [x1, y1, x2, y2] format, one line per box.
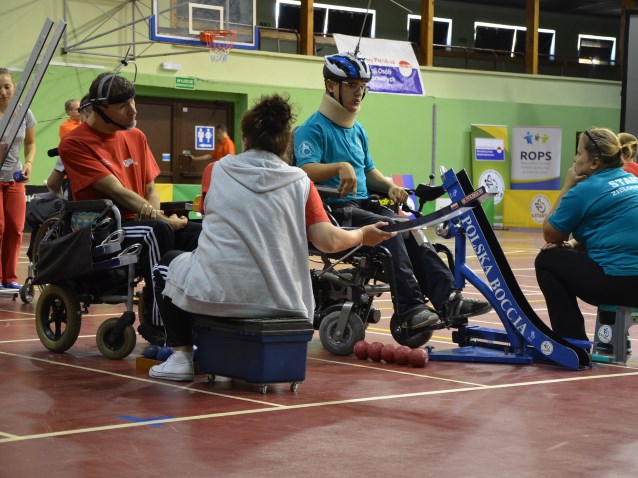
[35, 285, 82, 353]
[96, 317, 137, 360]
[32, 215, 61, 264]
[390, 314, 433, 348]
[19, 278, 35, 304]
[319, 310, 365, 356]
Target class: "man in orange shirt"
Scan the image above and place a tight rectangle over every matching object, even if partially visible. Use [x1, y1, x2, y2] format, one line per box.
[58, 99, 81, 138]
[189, 124, 235, 162]
[59, 73, 200, 344]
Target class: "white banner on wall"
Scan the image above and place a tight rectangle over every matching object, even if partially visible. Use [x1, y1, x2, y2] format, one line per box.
[333, 34, 425, 96]
[511, 126, 562, 190]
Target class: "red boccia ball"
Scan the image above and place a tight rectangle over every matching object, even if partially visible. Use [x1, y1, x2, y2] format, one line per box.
[367, 342, 384, 361]
[394, 345, 412, 365]
[353, 340, 369, 360]
[381, 343, 397, 363]
[409, 348, 429, 368]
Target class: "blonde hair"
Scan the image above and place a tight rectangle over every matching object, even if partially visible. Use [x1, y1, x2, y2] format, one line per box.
[618, 132, 638, 162]
[581, 127, 625, 168]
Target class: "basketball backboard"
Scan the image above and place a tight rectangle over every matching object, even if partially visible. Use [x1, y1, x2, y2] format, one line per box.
[150, 0, 257, 50]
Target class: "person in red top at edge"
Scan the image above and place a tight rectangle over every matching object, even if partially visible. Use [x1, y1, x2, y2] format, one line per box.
[619, 132, 638, 177]
[59, 72, 201, 346]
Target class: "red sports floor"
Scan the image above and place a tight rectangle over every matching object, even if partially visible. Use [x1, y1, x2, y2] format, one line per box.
[1, 229, 637, 477]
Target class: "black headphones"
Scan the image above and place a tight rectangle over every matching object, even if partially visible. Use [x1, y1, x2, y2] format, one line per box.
[92, 74, 117, 106]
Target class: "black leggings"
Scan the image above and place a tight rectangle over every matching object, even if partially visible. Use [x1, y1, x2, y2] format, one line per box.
[152, 251, 194, 347]
[535, 247, 638, 340]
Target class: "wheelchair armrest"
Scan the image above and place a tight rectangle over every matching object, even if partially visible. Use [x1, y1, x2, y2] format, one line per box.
[414, 183, 446, 202]
[315, 185, 340, 200]
[160, 201, 193, 216]
[63, 199, 114, 212]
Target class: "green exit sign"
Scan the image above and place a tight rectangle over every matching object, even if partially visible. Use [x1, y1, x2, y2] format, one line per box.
[175, 77, 195, 89]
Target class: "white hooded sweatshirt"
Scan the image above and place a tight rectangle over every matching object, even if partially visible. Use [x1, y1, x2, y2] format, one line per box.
[163, 149, 313, 321]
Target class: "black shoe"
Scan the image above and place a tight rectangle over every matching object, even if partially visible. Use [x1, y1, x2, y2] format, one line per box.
[400, 305, 440, 330]
[442, 292, 492, 322]
[138, 322, 166, 346]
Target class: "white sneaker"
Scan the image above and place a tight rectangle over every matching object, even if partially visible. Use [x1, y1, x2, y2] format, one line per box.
[149, 351, 194, 381]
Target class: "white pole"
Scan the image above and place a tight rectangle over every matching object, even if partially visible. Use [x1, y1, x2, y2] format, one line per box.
[431, 102, 437, 184]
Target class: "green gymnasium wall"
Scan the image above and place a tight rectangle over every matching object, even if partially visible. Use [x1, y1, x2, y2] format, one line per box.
[4, 1, 621, 189]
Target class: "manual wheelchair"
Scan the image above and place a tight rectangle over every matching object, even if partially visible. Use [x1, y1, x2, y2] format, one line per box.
[310, 182, 454, 355]
[33, 199, 142, 359]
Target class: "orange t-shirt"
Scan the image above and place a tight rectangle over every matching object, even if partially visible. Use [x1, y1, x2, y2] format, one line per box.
[58, 122, 160, 219]
[623, 161, 638, 177]
[210, 135, 236, 161]
[59, 118, 81, 138]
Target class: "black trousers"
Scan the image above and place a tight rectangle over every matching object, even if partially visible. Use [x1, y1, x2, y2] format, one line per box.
[330, 202, 454, 316]
[152, 250, 194, 346]
[535, 247, 638, 340]
[122, 220, 201, 326]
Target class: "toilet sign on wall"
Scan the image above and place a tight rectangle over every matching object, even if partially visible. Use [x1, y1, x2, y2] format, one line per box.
[195, 125, 215, 150]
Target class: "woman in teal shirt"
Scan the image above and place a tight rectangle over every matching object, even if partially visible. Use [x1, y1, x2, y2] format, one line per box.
[535, 127, 638, 340]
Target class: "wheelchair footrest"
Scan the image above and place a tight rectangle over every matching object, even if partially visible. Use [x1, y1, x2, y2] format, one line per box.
[93, 253, 138, 271]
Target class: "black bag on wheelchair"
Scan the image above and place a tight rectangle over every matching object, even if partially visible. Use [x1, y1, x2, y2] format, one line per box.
[33, 201, 128, 288]
[33, 226, 94, 285]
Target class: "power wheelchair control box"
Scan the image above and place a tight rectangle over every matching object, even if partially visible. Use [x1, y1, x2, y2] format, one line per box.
[192, 316, 314, 388]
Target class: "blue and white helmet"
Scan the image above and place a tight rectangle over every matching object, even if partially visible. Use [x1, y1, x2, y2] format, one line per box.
[323, 52, 372, 82]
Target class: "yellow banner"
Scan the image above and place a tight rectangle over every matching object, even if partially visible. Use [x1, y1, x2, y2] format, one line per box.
[503, 190, 560, 228]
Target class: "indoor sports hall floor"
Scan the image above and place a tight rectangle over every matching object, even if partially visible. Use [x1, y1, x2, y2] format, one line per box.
[1, 229, 637, 477]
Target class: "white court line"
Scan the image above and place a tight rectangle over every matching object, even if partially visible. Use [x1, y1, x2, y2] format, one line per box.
[2, 364, 637, 444]
[0, 350, 282, 406]
[309, 356, 485, 386]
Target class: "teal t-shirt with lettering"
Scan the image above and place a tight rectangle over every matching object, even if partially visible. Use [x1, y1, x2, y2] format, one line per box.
[294, 111, 375, 202]
[548, 167, 638, 275]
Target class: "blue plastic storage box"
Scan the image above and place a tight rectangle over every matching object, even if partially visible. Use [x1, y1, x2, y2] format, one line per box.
[192, 316, 314, 384]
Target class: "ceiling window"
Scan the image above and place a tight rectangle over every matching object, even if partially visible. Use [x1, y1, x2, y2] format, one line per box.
[407, 15, 452, 47]
[578, 34, 616, 64]
[276, 0, 376, 37]
[474, 22, 556, 57]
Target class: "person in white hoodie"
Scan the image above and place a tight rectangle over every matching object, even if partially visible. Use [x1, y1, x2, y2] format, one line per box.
[149, 93, 395, 381]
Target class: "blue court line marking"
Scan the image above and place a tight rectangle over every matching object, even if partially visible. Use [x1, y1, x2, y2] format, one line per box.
[118, 415, 175, 426]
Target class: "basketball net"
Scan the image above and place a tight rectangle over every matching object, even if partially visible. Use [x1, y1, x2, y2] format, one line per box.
[199, 30, 237, 63]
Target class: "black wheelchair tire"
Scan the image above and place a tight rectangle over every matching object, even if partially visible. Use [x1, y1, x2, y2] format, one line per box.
[19, 279, 35, 304]
[96, 317, 137, 360]
[35, 285, 82, 353]
[390, 314, 434, 348]
[319, 310, 365, 356]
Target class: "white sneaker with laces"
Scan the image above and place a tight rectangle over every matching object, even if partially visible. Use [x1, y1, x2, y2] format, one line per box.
[149, 351, 194, 381]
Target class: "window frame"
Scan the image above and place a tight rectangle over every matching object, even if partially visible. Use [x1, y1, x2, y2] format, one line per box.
[474, 21, 556, 58]
[577, 34, 616, 65]
[406, 15, 452, 47]
[275, 0, 376, 37]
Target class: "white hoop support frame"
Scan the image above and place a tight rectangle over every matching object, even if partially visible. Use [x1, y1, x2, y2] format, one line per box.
[199, 30, 238, 63]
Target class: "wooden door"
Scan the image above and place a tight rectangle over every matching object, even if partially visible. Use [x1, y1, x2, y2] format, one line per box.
[135, 97, 233, 184]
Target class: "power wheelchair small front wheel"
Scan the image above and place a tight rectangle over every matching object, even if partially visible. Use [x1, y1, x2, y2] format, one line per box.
[35, 284, 82, 353]
[96, 317, 137, 360]
[390, 314, 434, 348]
[319, 310, 365, 356]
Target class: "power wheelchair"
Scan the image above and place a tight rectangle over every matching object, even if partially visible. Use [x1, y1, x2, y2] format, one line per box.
[310, 182, 454, 355]
[32, 199, 143, 359]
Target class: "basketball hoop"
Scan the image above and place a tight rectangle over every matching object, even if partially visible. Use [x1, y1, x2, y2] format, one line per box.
[199, 30, 237, 63]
